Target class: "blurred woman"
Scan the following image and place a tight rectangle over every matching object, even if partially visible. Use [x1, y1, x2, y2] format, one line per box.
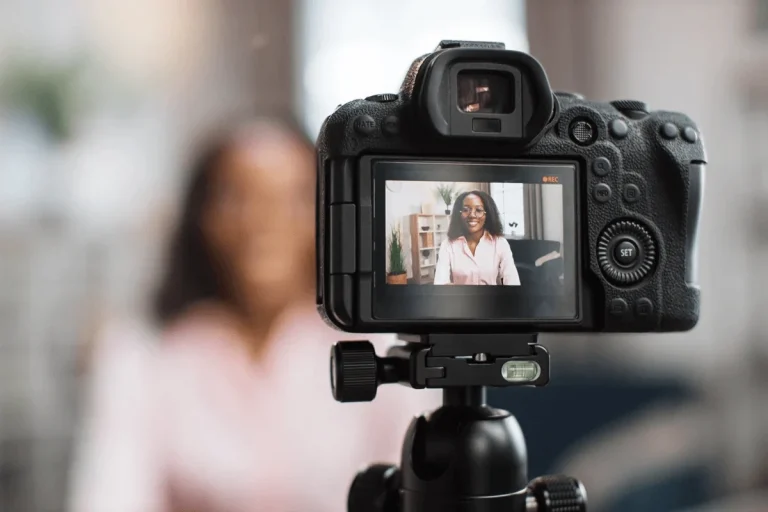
[69, 118, 439, 512]
[434, 190, 520, 286]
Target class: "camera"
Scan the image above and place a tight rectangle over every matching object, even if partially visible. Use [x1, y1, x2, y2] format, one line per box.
[316, 40, 706, 334]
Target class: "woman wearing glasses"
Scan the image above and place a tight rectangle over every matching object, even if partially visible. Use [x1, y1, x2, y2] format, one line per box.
[433, 190, 520, 286]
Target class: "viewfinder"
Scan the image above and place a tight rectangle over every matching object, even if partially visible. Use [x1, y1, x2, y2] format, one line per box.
[457, 71, 514, 114]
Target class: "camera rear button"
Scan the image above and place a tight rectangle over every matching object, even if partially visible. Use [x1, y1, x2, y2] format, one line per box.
[614, 240, 639, 266]
[636, 298, 654, 317]
[623, 184, 642, 203]
[592, 157, 611, 177]
[354, 115, 377, 135]
[609, 298, 629, 316]
[660, 123, 679, 139]
[609, 119, 629, 139]
[382, 116, 400, 135]
[593, 183, 612, 203]
[682, 126, 698, 143]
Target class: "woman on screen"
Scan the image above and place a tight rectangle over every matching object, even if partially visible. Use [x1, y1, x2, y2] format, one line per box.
[433, 190, 520, 286]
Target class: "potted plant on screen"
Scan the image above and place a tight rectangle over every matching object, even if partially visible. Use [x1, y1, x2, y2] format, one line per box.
[387, 225, 408, 285]
[435, 183, 457, 215]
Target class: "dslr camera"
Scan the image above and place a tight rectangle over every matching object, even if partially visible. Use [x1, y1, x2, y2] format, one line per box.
[316, 40, 706, 334]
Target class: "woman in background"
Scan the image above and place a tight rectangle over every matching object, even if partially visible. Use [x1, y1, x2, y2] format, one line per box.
[69, 118, 438, 512]
[434, 190, 520, 286]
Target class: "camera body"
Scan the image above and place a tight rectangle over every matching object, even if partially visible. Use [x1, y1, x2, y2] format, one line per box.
[316, 40, 706, 334]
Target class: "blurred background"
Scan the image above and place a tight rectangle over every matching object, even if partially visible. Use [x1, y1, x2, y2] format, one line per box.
[0, 0, 765, 510]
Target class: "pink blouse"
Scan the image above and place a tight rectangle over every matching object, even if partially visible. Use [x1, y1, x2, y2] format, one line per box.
[68, 303, 441, 512]
[433, 233, 520, 285]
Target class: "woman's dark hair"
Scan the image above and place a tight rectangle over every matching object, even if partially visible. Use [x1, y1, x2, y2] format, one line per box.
[447, 190, 504, 240]
[153, 115, 312, 326]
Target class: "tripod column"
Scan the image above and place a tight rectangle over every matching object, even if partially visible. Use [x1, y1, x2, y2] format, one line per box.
[400, 386, 530, 512]
[443, 386, 486, 407]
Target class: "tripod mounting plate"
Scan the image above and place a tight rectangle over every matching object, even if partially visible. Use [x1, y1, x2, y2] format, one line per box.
[330, 333, 549, 403]
[396, 333, 549, 389]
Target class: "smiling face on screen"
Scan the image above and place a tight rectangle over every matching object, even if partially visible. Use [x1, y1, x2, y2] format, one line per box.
[461, 193, 487, 236]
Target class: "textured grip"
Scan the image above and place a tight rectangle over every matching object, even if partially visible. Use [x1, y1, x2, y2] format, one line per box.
[331, 341, 378, 402]
[528, 475, 587, 512]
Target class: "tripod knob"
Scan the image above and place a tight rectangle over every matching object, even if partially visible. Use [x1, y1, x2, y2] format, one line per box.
[331, 341, 378, 402]
[348, 464, 400, 512]
[527, 475, 587, 512]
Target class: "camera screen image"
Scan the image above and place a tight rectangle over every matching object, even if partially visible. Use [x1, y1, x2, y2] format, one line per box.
[373, 160, 580, 322]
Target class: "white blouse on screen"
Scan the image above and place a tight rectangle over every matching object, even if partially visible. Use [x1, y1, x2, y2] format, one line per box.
[433, 233, 520, 286]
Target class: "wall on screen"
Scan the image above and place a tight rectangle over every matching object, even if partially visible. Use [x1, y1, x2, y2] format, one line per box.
[385, 181, 483, 276]
[541, 184, 564, 250]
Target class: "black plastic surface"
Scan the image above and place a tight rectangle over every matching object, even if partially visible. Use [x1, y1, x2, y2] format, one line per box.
[685, 162, 705, 287]
[348, 464, 400, 512]
[331, 341, 378, 402]
[392, 334, 549, 389]
[329, 159, 354, 204]
[327, 275, 354, 327]
[401, 406, 528, 512]
[416, 48, 553, 143]
[329, 204, 356, 274]
[528, 475, 588, 512]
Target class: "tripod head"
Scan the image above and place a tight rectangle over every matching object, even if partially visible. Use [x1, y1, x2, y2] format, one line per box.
[331, 333, 588, 512]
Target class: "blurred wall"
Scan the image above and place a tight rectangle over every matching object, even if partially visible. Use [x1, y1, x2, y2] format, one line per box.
[0, 1, 295, 510]
[527, 0, 766, 495]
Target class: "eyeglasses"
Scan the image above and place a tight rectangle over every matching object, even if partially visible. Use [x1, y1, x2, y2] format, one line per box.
[460, 207, 486, 217]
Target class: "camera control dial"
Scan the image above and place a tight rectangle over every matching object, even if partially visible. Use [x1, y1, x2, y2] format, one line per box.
[597, 220, 657, 285]
[611, 99, 650, 119]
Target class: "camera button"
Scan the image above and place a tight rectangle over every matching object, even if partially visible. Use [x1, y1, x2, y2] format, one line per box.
[609, 119, 629, 139]
[555, 91, 585, 100]
[611, 99, 650, 117]
[609, 298, 629, 316]
[598, 220, 657, 286]
[354, 115, 377, 135]
[569, 118, 597, 145]
[623, 184, 642, 204]
[614, 239, 639, 267]
[593, 183, 612, 203]
[682, 126, 698, 143]
[660, 123, 679, 139]
[592, 157, 612, 177]
[636, 298, 654, 317]
[382, 116, 400, 135]
[365, 93, 398, 103]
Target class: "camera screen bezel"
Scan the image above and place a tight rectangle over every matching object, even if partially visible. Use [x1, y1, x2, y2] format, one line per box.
[361, 155, 584, 327]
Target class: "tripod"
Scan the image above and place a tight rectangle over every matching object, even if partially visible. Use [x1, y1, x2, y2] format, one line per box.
[331, 333, 587, 512]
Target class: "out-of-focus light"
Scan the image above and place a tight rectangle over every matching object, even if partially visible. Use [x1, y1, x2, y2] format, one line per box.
[296, 0, 527, 138]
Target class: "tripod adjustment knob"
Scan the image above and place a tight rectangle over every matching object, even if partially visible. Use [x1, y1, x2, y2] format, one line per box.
[527, 475, 587, 512]
[331, 341, 378, 402]
[348, 464, 400, 512]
